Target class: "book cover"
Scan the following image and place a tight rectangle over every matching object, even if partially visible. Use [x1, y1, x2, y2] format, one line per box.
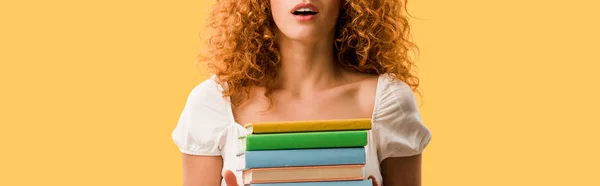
[241, 130, 368, 151]
[244, 118, 372, 134]
[241, 147, 366, 168]
[249, 180, 373, 186]
[242, 165, 364, 185]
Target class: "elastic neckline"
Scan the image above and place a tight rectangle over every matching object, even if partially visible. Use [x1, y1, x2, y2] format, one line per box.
[222, 73, 387, 127]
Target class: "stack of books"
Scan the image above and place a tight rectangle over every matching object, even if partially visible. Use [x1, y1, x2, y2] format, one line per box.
[237, 118, 374, 186]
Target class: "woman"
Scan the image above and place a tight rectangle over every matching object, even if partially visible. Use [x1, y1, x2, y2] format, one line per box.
[172, 0, 432, 185]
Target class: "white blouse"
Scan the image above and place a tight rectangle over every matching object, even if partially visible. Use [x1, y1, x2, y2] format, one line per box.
[171, 74, 432, 186]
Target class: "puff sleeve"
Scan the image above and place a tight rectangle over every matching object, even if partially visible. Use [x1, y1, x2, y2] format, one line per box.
[171, 77, 232, 156]
[373, 77, 432, 163]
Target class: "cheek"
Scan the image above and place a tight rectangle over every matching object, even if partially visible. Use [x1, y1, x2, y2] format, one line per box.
[325, 3, 341, 26]
[330, 0, 341, 15]
[270, 1, 289, 27]
[329, 8, 340, 20]
[270, 1, 289, 19]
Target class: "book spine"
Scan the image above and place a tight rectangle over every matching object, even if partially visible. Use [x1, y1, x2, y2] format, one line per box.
[245, 130, 368, 151]
[250, 180, 372, 186]
[251, 119, 372, 134]
[245, 147, 366, 168]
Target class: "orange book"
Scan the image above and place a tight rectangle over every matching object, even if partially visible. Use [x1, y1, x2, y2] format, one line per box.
[244, 118, 372, 134]
[242, 165, 364, 185]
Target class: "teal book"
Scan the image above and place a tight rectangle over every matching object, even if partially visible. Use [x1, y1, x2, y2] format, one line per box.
[240, 130, 368, 151]
[241, 147, 366, 168]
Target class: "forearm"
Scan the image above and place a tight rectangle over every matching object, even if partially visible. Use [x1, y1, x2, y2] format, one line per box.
[182, 154, 223, 186]
[380, 154, 422, 186]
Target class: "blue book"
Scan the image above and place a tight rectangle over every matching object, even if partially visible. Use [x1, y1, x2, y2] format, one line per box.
[250, 180, 373, 186]
[241, 147, 365, 169]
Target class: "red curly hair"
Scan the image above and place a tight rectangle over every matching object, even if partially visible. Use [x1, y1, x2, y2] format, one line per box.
[203, 0, 419, 107]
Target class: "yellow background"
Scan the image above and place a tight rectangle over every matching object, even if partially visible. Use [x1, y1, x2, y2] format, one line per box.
[1, 0, 598, 185]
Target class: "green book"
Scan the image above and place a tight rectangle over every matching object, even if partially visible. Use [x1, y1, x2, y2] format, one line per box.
[240, 130, 368, 151]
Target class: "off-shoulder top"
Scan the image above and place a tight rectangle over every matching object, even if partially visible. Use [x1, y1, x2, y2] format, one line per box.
[171, 74, 432, 186]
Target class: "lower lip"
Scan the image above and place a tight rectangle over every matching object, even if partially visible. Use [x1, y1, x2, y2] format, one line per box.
[293, 14, 318, 21]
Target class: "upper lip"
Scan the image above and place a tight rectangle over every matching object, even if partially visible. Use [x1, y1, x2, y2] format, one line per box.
[290, 3, 319, 13]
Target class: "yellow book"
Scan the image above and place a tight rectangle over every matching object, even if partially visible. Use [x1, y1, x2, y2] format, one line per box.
[243, 118, 372, 134]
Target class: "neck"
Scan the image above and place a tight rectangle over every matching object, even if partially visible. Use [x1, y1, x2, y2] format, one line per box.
[275, 32, 341, 94]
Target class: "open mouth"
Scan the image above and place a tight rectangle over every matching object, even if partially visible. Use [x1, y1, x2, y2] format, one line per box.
[290, 3, 320, 16]
[292, 7, 319, 16]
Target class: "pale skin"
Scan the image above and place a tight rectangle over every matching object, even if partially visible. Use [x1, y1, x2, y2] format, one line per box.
[180, 0, 423, 185]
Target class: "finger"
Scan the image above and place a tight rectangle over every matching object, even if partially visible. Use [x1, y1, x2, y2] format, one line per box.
[368, 175, 380, 186]
[223, 170, 239, 186]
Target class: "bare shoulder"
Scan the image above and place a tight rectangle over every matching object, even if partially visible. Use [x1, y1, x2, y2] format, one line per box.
[342, 70, 379, 96]
[340, 70, 380, 117]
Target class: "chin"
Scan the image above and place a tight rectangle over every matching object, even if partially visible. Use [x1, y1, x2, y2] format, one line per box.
[287, 33, 316, 41]
[279, 28, 329, 42]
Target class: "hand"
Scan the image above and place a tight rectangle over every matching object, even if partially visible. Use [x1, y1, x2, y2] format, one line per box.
[224, 169, 380, 186]
[368, 175, 381, 186]
[224, 170, 239, 186]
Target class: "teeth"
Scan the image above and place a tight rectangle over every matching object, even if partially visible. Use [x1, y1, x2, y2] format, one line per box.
[296, 7, 313, 12]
